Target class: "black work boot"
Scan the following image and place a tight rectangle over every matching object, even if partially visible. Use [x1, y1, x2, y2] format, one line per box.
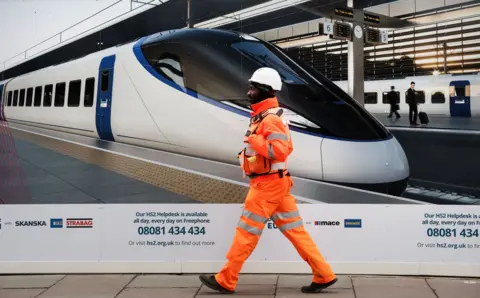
[301, 277, 338, 293]
[199, 274, 234, 294]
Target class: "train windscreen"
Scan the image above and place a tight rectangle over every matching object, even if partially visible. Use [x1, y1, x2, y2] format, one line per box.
[141, 31, 390, 140]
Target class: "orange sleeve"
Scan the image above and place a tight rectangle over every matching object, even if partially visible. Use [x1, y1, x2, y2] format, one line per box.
[247, 115, 293, 162]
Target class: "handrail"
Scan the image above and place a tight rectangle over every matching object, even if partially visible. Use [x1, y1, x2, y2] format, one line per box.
[1, 0, 163, 71]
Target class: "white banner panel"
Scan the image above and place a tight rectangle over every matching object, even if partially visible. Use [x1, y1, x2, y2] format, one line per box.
[0, 204, 479, 277]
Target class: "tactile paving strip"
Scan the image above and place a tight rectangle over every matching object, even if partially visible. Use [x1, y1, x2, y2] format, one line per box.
[11, 129, 309, 204]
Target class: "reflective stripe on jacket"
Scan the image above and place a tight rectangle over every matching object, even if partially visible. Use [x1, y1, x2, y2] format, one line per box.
[238, 97, 293, 178]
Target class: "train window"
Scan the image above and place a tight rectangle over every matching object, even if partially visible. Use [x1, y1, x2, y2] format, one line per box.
[382, 91, 400, 104]
[405, 90, 425, 104]
[7, 91, 12, 106]
[101, 71, 109, 91]
[140, 43, 186, 89]
[54, 82, 66, 107]
[415, 90, 425, 104]
[19, 89, 25, 107]
[13, 90, 18, 106]
[450, 85, 471, 97]
[43, 85, 53, 106]
[84, 77, 95, 107]
[26, 88, 33, 106]
[140, 37, 390, 140]
[431, 91, 445, 104]
[68, 80, 81, 107]
[34, 86, 42, 106]
[155, 53, 185, 88]
[364, 92, 377, 104]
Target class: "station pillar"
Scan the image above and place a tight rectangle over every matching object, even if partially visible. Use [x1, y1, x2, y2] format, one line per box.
[347, 0, 365, 106]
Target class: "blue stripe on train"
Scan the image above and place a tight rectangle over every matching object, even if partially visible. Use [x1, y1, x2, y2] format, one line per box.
[95, 55, 116, 142]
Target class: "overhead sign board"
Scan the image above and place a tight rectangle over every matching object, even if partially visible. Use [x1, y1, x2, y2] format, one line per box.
[335, 7, 354, 18]
[323, 21, 334, 35]
[333, 22, 353, 41]
[364, 13, 381, 24]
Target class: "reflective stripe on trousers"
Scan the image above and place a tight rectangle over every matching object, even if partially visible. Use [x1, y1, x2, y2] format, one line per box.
[237, 209, 268, 236]
[237, 209, 303, 235]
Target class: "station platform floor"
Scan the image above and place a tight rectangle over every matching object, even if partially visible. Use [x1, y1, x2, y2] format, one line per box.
[374, 113, 480, 131]
[0, 124, 251, 205]
[0, 273, 478, 298]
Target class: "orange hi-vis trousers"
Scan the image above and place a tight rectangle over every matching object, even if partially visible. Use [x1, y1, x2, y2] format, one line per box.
[215, 175, 337, 291]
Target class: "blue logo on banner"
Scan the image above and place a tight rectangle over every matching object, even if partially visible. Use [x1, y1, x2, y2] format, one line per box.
[344, 219, 362, 228]
[266, 220, 278, 230]
[50, 218, 63, 228]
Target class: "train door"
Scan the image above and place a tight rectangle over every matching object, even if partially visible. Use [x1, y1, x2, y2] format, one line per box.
[95, 55, 116, 141]
[449, 80, 471, 117]
[0, 84, 4, 121]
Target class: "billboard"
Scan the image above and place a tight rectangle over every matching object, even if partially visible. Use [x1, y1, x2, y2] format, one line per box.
[0, 204, 479, 277]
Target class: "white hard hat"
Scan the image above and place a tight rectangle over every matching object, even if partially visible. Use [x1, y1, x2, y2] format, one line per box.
[248, 67, 282, 91]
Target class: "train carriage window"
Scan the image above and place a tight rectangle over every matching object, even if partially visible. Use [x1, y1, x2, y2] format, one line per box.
[68, 80, 81, 107]
[7, 91, 12, 106]
[54, 82, 66, 107]
[364, 92, 378, 104]
[26, 88, 33, 106]
[382, 91, 400, 104]
[34, 86, 42, 106]
[43, 85, 53, 106]
[84, 77, 95, 107]
[13, 90, 18, 106]
[19, 89, 25, 106]
[101, 71, 109, 91]
[431, 91, 445, 104]
[406, 90, 425, 104]
[415, 90, 425, 104]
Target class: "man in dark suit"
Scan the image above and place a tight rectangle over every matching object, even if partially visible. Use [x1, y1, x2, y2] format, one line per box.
[387, 86, 400, 119]
[406, 81, 418, 125]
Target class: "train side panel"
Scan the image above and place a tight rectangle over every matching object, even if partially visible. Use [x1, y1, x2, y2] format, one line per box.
[3, 55, 108, 138]
[109, 48, 173, 149]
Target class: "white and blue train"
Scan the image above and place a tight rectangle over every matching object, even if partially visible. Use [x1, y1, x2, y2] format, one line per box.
[0, 28, 410, 196]
[335, 74, 479, 117]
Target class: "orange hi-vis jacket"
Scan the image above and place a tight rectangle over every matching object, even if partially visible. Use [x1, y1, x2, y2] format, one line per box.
[238, 97, 293, 181]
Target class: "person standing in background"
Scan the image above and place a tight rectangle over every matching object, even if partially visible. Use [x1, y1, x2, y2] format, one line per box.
[406, 81, 418, 125]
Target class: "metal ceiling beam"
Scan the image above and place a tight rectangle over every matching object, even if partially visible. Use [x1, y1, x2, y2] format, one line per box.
[296, 0, 416, 28]
[351, 0, 399, 10]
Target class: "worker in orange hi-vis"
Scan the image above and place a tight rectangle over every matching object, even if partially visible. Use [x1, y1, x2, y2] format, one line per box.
[199, 67, 338, 294]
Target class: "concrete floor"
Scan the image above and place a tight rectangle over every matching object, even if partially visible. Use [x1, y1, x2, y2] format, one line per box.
[0, 274, 478, 298]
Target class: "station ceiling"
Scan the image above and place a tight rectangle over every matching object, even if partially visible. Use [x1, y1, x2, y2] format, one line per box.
[218, 0, 411, 34]
[0, 0, 268, 80]
[0, 0, 403, 80]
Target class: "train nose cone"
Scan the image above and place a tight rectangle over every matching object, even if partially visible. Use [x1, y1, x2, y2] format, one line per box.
[320, 135, 410, 196]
